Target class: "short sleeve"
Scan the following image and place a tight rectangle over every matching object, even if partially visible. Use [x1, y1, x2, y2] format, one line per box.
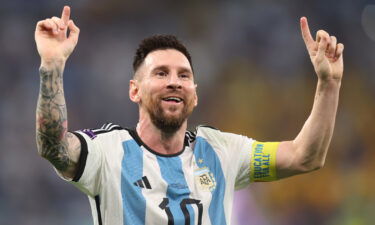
[219, 131, 255, 190]
[67, 129, 104, 197]
[218, 133, 280, 188]
[195, 127, 255, 190]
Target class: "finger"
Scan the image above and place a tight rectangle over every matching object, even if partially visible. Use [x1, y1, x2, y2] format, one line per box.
[67, 20, 80, 44]
[316, 35, 329, 63]
[335, 43, 344, 59]
[37, 20, 53, 31]
[316, 30, 329, 44]
[46, 19, 59, 34]
[328, 36, 337, 58]
[300, 17, 315, 51]
[61, 6, 71, 25]
[51, 16, 66, 30]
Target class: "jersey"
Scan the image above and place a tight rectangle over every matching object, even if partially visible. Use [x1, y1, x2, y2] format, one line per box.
[57, 123, 274, 225]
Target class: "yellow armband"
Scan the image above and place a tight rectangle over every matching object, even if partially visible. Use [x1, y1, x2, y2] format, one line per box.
[250, 141, 279, 182]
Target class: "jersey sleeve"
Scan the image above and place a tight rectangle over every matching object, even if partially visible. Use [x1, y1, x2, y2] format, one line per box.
[220, 132, 279, 188]
[197, 126, 279, 189]
[219, 131, 254, 189]
[55, 129, 104, 197]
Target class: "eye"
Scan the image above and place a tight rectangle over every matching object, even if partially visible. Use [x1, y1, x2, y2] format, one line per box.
[156, 71, 167, 77]
[179, 73, 191, 79]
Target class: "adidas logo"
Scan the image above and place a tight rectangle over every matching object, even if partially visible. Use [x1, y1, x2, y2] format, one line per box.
[134, 176, 152, 189]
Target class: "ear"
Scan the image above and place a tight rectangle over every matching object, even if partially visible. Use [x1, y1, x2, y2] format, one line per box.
[129, 79, 140, 103]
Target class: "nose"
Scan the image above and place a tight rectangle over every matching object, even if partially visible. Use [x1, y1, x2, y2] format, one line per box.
[166, 73, 182, 90]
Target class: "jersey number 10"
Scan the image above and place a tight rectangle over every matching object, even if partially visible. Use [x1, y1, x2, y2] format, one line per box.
[159, 197, 203, 225]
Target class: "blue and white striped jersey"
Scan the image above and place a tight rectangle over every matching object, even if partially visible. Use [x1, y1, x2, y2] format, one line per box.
[62, 123, 255, 225]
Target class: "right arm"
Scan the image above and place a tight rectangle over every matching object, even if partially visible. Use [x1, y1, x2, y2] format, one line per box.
[35, 6, 81, 179]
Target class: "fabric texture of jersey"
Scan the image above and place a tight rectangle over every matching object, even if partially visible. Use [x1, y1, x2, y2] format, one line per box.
[59, 123, 256, 225]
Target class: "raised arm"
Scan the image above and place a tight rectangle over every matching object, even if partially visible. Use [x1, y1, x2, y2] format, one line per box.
[35, 6, 81, 179]
[276, 17, 344, 179]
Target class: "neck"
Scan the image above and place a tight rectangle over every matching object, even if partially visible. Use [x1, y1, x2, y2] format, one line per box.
[136, 116, 187, 155]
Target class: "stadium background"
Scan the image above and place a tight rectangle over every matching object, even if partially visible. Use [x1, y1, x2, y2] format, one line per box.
[0, 0, 374, 224]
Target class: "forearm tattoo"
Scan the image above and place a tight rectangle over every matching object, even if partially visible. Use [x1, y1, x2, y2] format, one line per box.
[36, 65, 72, 172]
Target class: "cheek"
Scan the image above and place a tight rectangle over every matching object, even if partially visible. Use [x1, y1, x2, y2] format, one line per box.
[143, 80, 163, 94]
[187, 86, 197, 99]
[140, 87, 158, 103]
[185, 90, 198, 107]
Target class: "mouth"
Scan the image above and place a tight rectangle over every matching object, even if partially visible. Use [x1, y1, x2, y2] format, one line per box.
[162, 96, 183, 103]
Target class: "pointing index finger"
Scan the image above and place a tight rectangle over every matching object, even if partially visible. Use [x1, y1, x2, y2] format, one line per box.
[300, 17, 315, 51]
[61, 6, 71, 25]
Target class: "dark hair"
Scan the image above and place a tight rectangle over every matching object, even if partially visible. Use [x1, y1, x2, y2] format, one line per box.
[133, 35, 193, 73]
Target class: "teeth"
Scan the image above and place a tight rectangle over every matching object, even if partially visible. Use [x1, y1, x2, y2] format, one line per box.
[164, 97, 182, 102]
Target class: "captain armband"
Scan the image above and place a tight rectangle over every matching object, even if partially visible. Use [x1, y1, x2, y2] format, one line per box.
[250, 141, 279, 182]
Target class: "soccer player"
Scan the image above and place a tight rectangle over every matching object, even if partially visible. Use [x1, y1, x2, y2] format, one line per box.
[35, 6, 344, 225]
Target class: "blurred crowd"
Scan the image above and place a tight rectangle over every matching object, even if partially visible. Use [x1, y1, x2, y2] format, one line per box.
[0, 0, 374, 224]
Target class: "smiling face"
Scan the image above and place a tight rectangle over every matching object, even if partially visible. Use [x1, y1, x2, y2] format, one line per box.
[130, 49, 198, 133]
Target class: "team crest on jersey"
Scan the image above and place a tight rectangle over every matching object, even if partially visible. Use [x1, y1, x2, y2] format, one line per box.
[194, 167, 216, 192]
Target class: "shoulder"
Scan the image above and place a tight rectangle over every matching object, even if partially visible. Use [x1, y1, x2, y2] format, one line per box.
[190, 125, 223, 143]
[193, 125, 254, 146]
[75, 122, 129, 140]
[195, 125, 219, 135]
[91, 122, 126, 135]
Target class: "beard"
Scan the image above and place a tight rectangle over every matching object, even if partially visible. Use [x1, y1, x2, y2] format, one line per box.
[144, 94, 195, 134]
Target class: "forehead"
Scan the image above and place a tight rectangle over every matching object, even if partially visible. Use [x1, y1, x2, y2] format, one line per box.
[142, 49, 192, 71]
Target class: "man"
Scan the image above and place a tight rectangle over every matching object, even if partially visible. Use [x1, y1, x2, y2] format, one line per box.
[35, 6, 344, 225]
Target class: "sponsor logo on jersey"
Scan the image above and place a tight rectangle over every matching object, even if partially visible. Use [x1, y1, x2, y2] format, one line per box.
[133, 176, 152, 189]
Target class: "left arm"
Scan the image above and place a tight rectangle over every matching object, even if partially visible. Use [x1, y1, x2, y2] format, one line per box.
[276, 17, 344, 179]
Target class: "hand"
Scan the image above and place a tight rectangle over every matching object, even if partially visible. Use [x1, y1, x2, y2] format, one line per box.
[300, 17, 344, 81]
[35, 6, 80, 62]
